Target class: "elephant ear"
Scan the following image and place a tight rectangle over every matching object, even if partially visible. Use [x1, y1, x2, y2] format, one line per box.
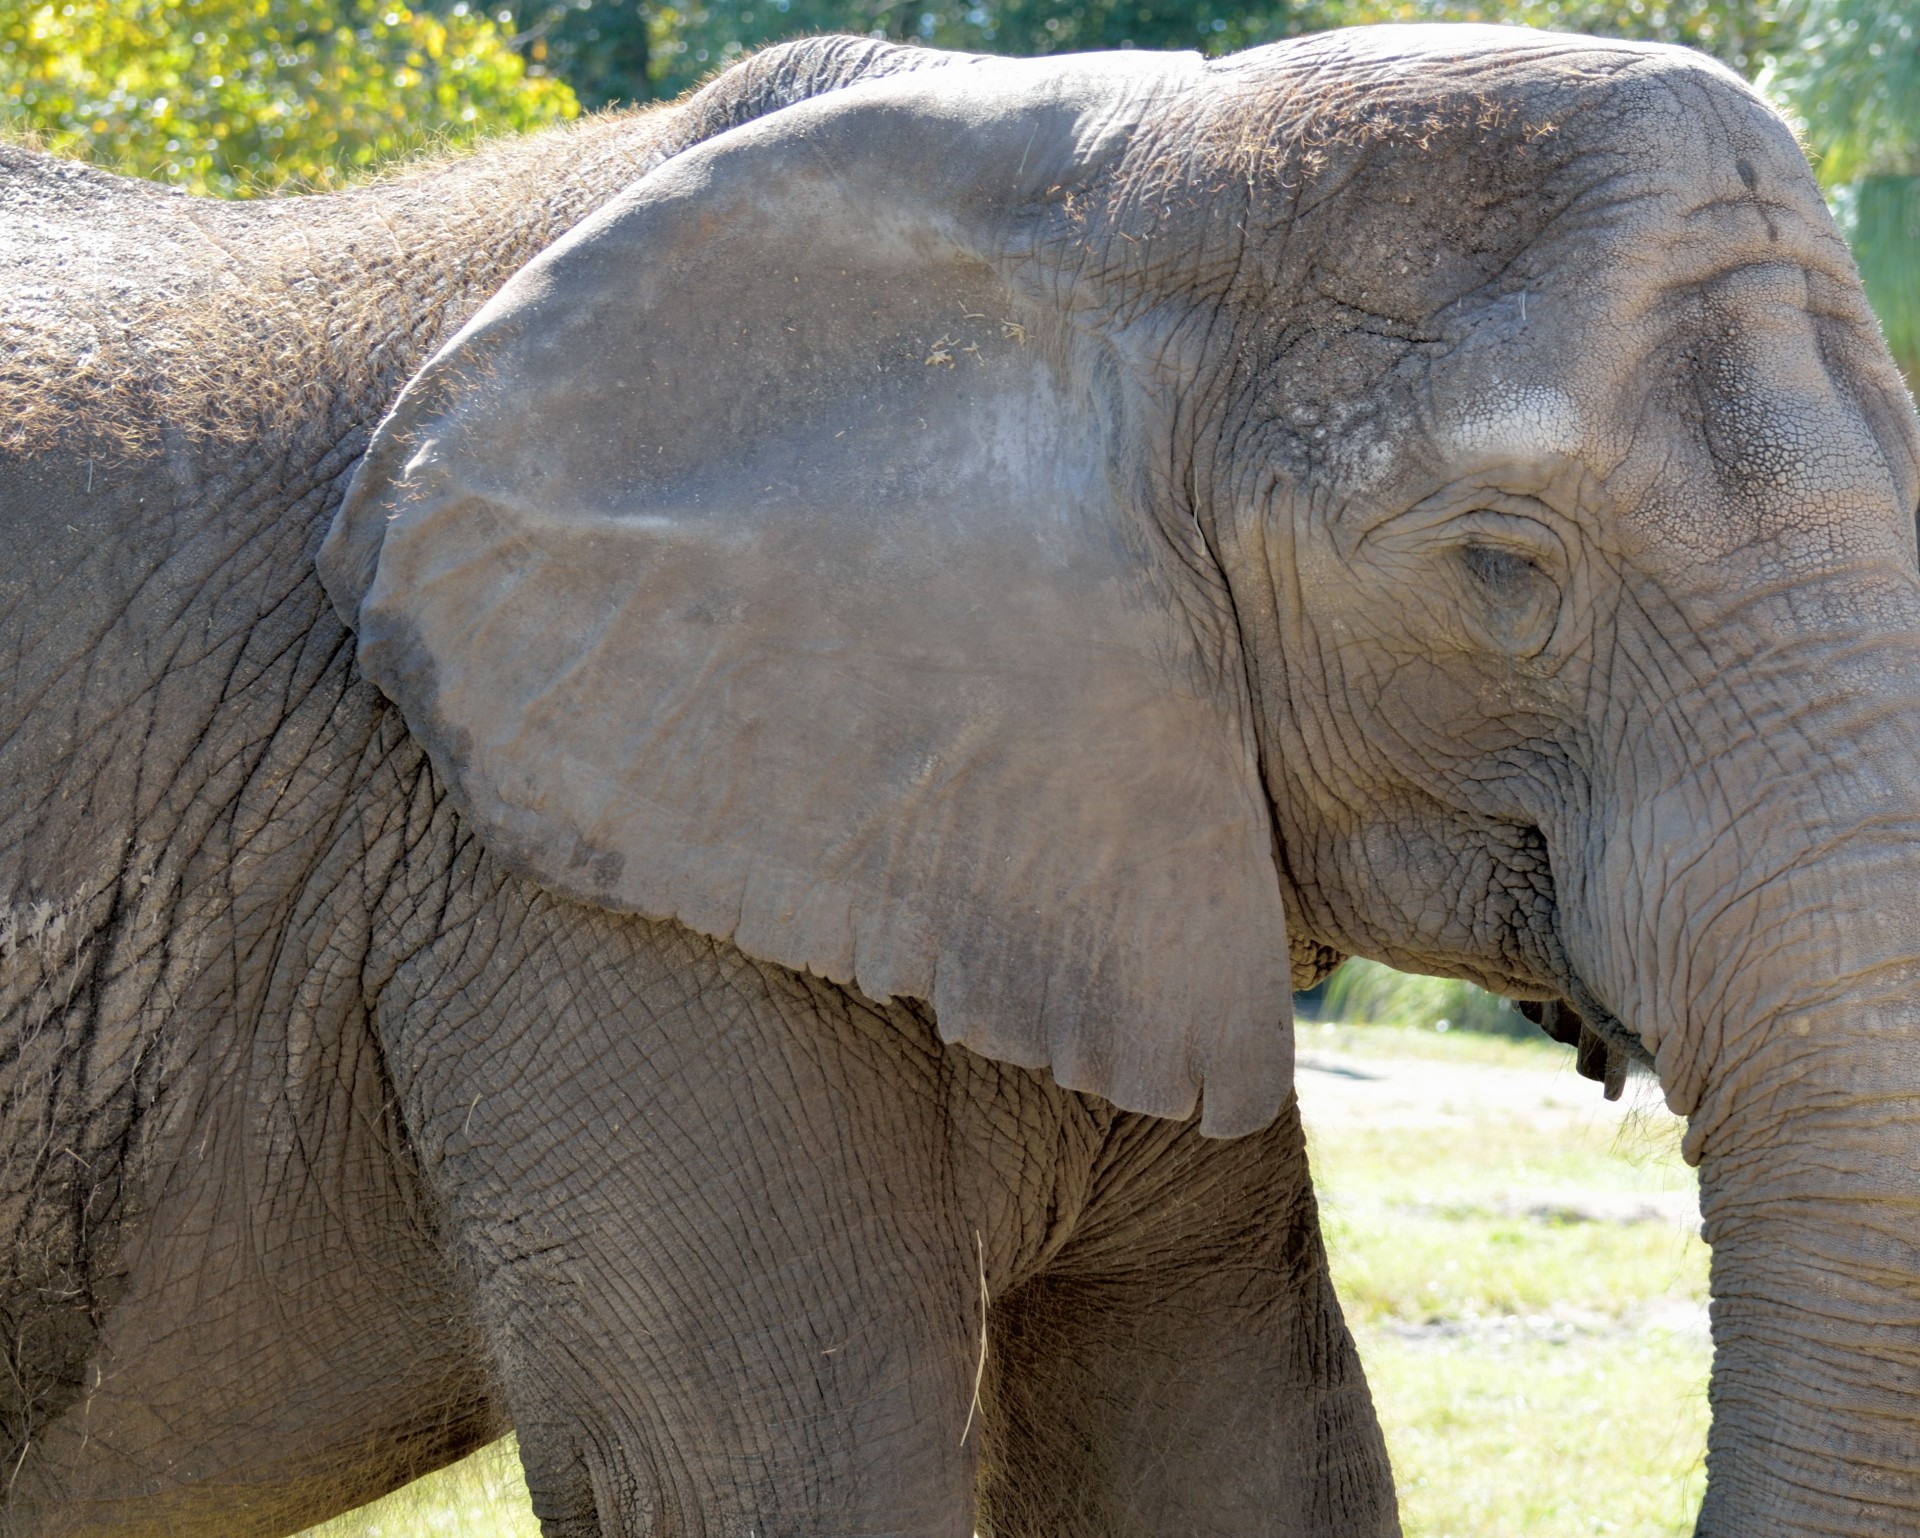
[321, 56, 1295, 1135]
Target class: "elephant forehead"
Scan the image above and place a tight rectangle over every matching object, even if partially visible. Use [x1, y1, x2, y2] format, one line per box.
[1405, 276, 1906, 566]
[1204, 23, 1804, 211]
[1190, 28, 1848, 425]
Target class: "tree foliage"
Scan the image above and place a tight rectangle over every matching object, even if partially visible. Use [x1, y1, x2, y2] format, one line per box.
[1318, 958, 1536, 1036]
[1766, 0, 1920, 381]
[0, 0, 578, 195]
[510, 0, 1797, 107]
[505, 0, 1346, 105]
[1769, 0, 1918, 182]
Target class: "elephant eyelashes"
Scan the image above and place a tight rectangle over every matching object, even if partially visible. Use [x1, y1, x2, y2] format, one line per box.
[1456, 540, 1560, 657]
[1460, 542, 1538, 599]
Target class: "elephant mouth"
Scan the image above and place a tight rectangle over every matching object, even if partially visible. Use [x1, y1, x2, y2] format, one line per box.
[1516, 994, 1646, 1099]
[1480, 820, 1651, 1099]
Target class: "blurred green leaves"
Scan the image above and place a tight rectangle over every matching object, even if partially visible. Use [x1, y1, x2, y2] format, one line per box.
[504, 0, 1798, 109]
[1766, 0, 1920, 381]
[0, 0, 578, 195]
[504, 0, 1348, 104]
[1321, 959, 1539, 1037]
[1769, 0, 1919, 183]
[1829, 176, 1920, 382]
[1320, 0, 1794, 74]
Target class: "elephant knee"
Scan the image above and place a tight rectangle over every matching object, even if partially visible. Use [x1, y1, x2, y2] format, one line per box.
[510, 1409, 659, 1538]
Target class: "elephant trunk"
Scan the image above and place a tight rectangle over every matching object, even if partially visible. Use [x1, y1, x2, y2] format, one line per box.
[1692, 982, 1920, 1534]
[1611, 664, 1920, 1533]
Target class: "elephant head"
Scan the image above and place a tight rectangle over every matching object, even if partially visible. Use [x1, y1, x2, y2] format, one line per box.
[322, 25, 1920, 1533]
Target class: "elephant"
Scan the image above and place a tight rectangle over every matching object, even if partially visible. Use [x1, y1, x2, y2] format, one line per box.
[4, 18, 1918, 1538]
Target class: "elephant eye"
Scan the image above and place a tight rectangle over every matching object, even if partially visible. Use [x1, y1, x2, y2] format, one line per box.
[1455, 538, 1559, 657]
[1460, 542, 1540, 600]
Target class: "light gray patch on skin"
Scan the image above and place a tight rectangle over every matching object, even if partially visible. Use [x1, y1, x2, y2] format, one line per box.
[1446, 386, 1583, 463]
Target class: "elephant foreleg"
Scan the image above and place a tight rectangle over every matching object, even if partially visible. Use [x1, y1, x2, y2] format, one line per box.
[975, 1108, 1400, 1538]
[378, 878, 1398, 1538]
[380, 903, 991, 1538]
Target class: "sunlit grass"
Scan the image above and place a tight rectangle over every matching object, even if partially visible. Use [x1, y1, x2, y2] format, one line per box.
[1305, 1020, 1710, 1538]
[1308, 1089, 1706, 1326]
[300, 1440, 538, 1538]
[1333, 1205, 1705, 1328]
[1309, 1016, 1568, 1067]
[305, 985, 1711, 1538]
[1358, 1329, 1709, 1538]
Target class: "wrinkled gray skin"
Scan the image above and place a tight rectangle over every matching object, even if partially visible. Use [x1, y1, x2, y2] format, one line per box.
[3, 23, 1918, 1538]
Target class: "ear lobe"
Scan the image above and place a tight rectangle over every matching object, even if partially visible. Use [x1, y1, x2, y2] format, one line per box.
[322, 56, 1296, 1135]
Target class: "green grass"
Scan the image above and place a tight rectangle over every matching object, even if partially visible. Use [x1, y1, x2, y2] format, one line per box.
[304, 1015, 1710, 1538]
[1319, 957, 1545, 1038]
[301, 1439, 539, 1538]
[1307, 1016, 1586, 1068]
[1359, 1331, 1708, 1538]
[1305, 1023, 1710, 1538]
